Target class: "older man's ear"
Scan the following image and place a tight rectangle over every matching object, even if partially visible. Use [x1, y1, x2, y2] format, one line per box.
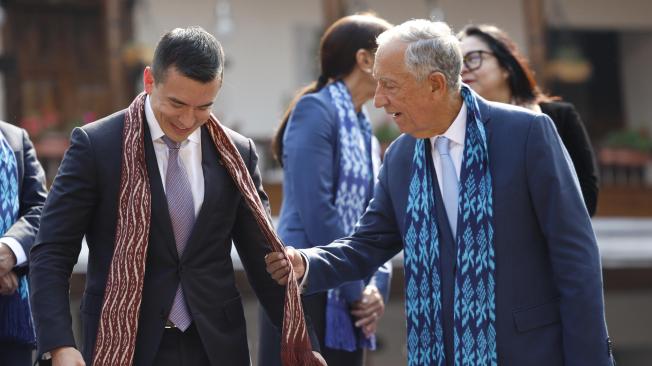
[427, 71, 448, 96]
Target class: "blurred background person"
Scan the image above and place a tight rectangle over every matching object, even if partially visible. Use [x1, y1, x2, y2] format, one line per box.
[458, 24, 599, 216]
[259, 14, 393, 366]
[0, 121, 47, 365]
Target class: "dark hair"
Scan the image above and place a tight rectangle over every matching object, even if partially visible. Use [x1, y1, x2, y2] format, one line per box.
[458, 24, 555, 106]
[272, 14, 392, 166]
[152, 26, 225, 83]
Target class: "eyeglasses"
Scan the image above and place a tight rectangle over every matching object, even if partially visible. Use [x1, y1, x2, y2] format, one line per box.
[463, 50, 494, 71]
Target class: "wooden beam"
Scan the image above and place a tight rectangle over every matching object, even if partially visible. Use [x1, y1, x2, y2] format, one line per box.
[105, 0, 127, 109]
[322, 0, 347, 29]
[523, 0, 547, 84]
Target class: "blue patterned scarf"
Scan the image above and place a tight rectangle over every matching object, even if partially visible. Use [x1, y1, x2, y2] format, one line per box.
[403, 86, 496, 365]
[0, 131, 35, 346]
[324, 80, 377, 351]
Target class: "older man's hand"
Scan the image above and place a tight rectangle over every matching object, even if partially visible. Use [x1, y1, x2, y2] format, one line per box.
[0, 243, 17, 277]
[0, 271, 18, 295]
[265, 247, 305, 286]
[351, 285, 385, 338]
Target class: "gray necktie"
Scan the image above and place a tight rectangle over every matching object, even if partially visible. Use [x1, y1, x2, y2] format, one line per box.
[436, 136, 459, 238]
[162, 136, 195, 331]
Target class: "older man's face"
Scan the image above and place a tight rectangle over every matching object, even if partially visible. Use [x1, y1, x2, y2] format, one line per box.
[373, 39, 437, 138]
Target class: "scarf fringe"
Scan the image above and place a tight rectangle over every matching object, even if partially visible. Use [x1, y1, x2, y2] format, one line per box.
[324, 293, 357, 352]
[0, 276, 35, 345]
[281, 346, 325, 366]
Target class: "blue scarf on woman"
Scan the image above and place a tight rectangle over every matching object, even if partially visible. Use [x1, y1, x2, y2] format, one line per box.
[324, 80, 377, 351]
[403, 86, 496, 365]
[0, 131, 35, 346]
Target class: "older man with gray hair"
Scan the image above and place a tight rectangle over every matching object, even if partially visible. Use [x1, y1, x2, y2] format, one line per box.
[266, 19, 613, 365]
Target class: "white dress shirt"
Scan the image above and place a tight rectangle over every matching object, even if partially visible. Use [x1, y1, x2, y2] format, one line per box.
[1, 237, 26, 266]
[430, 103, 467, 191]
[145, 96, 204, 217]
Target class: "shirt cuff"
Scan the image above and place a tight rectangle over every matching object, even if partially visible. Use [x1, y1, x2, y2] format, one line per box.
[298, 251, 310, 293]
[1, 237, 26, 267]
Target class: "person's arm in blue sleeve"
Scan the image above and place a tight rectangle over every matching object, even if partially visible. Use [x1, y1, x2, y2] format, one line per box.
[285, 95, 393, 303]
[338, 259, 392, 303]
[300, 142, 404, 295]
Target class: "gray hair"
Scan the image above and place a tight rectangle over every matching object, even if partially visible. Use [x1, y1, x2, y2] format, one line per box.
[377, 19, 462, 91]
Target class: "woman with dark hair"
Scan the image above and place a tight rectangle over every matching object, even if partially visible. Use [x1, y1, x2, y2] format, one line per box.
[258, 14, 393, 366]
[458, 24, 599, 216]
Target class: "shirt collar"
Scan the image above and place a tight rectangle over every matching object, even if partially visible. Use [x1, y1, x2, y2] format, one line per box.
[430, 102, 467, 147]
[145, 95, 201, 145]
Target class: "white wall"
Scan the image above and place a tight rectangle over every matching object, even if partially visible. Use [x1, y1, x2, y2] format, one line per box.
[357, 0, 527, 50]
[133, 0, 652, 136]
[620, 32, 652, 132]
[134, 0, 322, 138]
[134, 0, 535, 139]
[440, 0, 527, 53]
[218, 0, 322, 137]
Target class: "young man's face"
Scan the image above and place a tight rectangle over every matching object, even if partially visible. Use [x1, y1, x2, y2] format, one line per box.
[144, 66, 221, 142]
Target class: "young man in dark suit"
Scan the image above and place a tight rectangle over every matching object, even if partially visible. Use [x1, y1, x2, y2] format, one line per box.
[30, 27, 315, 366]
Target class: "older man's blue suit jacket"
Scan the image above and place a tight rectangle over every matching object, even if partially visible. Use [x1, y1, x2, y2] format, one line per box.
[302, 96, 613, 365]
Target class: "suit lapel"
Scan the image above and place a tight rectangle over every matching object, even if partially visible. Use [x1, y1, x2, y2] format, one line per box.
[475, 96, 493, 144]
[143, 124, 179, 260]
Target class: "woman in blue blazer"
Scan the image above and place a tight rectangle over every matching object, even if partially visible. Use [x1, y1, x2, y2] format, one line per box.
[258, 14, 393, 366]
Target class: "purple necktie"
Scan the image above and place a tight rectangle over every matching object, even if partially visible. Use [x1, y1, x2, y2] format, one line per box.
[162, 136, 195, 331]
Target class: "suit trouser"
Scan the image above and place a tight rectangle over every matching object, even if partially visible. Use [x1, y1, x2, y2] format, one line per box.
[152, 323, 211, 366]
[0, 342, 33, 366]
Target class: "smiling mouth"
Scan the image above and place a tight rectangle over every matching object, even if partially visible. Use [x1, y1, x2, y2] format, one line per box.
[391, 112, 402, 118]
[172, 124, 192, 131]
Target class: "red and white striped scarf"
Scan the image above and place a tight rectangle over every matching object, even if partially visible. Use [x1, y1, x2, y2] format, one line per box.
[92, 92, 321, 366]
